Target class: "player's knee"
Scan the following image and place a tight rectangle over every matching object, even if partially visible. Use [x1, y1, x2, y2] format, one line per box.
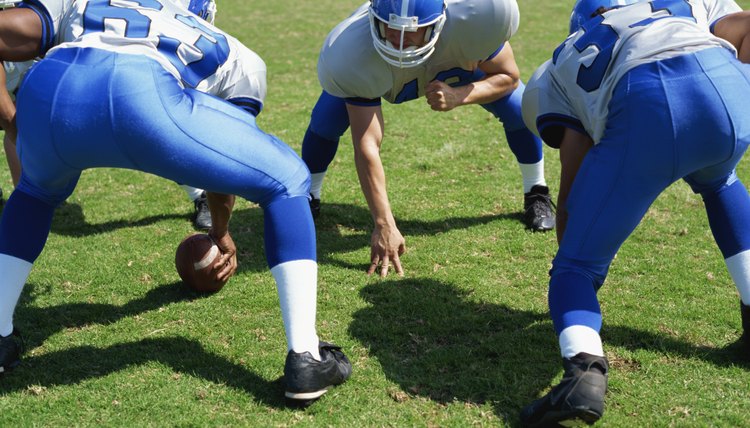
[685, 170, 738, 197]
[17, 172, 77, 207]
[309, 92, 350, 140]
[550, 256, 609, 291]
[258, 161, 311, 208]
[482, 81, 526, 131]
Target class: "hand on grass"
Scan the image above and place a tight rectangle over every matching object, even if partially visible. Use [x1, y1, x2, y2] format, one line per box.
[368, 224, 405, 278]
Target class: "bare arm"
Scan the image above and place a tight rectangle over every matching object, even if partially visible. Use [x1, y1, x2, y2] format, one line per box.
[0, 8, 44, 186]
[713, 10, 750, 63]
[347, 103, 405, 277]
[556, 128, 593, 243]
[424, 42, 520, 111]
[206, 192, 237, 283]
[4, 131, 19, 185]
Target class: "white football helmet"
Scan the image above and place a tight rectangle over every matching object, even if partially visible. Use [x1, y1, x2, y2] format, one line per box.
[369, 0, 446, 68]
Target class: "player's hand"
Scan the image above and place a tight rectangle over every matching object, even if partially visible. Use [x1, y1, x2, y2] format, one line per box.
[208, 230, 238, 283]
[368, 224, 405, 278]
[425, 80, 460, 112]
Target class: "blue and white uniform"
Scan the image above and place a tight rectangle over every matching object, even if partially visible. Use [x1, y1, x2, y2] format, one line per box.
[302, 0, 544, 187]
[522, 0, 750, 358]
[0, 0, 322, 357]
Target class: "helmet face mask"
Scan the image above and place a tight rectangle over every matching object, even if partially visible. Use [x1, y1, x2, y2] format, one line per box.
[568, 0, 643, 33]
[369, 0, 446, 68]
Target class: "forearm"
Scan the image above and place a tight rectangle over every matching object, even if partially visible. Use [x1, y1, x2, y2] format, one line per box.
[453, 72, 518, 106]
[557, 128, 594, 243]
[206, 192, 235, 236]
[353, 142, 395, 227]
[4, 132, 19, 185]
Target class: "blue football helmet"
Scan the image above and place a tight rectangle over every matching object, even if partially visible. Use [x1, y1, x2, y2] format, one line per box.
[569, 0, 643, 33]
[369, 0, 447, 68]
[177, 0, 217, 24]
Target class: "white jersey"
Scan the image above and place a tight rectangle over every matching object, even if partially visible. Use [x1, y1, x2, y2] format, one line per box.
[4, 60, 34, 99]
[318, 0, 519, 103]
[522, 0, 740, 146]
[21, 0, 266, 112]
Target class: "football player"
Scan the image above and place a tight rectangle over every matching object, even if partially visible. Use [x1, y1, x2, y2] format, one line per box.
[302, 0, 554, 278]
[0, 0, 212, 230]
[520, 0, 750, 425]
[0, 0, 351, 404]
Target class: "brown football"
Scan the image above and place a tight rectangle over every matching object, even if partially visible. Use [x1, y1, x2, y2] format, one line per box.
[175, 233, 227, 293]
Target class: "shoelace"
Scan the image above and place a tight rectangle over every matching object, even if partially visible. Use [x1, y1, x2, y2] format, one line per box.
[526, 193, 556, 215]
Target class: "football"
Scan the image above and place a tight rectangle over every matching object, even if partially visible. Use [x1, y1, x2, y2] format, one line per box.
[175, 233, 227, 293]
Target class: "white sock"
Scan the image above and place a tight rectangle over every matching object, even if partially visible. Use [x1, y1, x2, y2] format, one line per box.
[270, 260, 320, 360]
[309, 172, 326, 200]
[518, 160, 546, 193]
[726, 250, 750, 305]
[559, 325, 604, 359]
[0, 254, 33, 337]
[180, 185, 205, 202]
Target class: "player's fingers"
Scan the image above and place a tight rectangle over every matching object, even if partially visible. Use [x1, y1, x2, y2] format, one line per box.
[214, 253, 235, 281]
[380, 256, 390, 278]
[367, 256, 380, 275]
[392, 254, 404, 277]
[214, 251, 231, 269]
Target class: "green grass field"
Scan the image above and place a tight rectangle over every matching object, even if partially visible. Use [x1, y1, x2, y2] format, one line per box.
[2, 0, 750, 426]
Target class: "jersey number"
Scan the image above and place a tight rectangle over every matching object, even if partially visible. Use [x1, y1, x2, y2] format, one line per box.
[394, 68, 483, 104]
[568, 0, 694, 92]
[82, 0, 229, 86]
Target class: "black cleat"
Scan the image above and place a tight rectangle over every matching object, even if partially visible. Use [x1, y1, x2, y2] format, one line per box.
[0, 329, 24, 374]
[284, 341, 352, 406]
[524, 185, 556, 232]
[309, 194, 321, 220]
[741, 301, 750, 351]
[192, 192, 212, 230]
[0, 187, 4, 207]
[521, 352, 608, 427]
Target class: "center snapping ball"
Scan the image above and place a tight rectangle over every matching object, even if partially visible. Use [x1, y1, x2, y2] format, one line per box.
[175, 233, 227, 292]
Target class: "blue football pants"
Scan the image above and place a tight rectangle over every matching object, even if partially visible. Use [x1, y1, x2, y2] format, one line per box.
[549, 48, 750, 335]
[0, 47, 315, 267]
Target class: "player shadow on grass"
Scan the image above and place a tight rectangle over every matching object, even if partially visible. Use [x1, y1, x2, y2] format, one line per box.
[228, 202, 521, 274]
[3, 282, 288, 407]
[49, 200, 189, 237]
[14, 282, 198, 345]
[0, 336, 287, 408]
[349, 278, 749, 425]
[45, 200, 519, 276]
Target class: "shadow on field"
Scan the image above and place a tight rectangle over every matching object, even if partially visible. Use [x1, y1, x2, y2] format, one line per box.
[308, 202, 521, 272]
[0, 336, 286, 408]
[4, 282, 287, 407]
[49, 201, 188, 237]
[349, 278, 750, 425]
[45, 200, 520, 276]
[349, 278, 559, 424]
[14, 282, 194, 343]
[200, 202, 520, 275]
